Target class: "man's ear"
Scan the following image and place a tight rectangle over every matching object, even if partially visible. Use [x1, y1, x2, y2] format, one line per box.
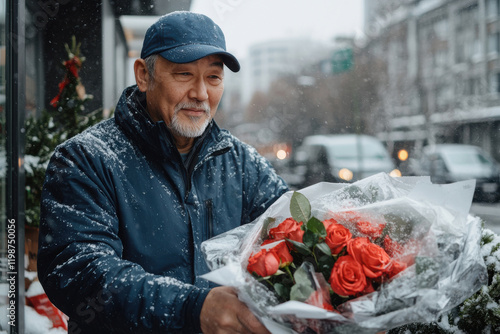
[134, 59, 149, 92]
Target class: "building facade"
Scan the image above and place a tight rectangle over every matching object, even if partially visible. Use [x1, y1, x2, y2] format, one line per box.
[361, 0, 500, 162]
[241, 38, 329, 107]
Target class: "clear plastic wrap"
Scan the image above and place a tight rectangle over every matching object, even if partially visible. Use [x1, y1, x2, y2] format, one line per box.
[201, 173, 488, 333]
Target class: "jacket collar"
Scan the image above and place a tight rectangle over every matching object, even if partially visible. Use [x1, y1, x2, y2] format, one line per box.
[114, 85, 232, 162]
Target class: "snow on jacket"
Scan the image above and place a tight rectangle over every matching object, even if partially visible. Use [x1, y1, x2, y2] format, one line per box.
[37, 85, 289, 333]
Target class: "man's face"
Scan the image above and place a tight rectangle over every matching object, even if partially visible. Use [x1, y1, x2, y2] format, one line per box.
[143, 55, 225, 138]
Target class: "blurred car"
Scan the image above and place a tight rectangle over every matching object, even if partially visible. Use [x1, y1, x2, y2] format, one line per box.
[409, 144, 500, 202]
[287, 134, 399, 188]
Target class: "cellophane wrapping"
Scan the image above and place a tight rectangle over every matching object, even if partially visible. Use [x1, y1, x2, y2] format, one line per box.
[201, 173, 488, 333]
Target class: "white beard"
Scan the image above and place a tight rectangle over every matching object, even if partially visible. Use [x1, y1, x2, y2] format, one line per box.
[169, 102, 211, 138]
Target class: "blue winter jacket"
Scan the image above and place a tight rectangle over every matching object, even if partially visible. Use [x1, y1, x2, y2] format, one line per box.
[37, 86, 289, 333]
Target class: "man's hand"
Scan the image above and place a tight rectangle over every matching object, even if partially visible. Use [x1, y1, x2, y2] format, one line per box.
[200, 286, 271, 334]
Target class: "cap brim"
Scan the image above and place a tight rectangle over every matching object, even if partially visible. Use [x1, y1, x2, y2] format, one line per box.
[159, 44, 240, 72]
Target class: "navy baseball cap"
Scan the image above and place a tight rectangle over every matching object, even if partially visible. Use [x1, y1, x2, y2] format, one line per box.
[140, 11, 240, 72]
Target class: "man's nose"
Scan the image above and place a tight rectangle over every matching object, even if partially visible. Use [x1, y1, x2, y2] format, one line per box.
[188, 78, 209, 101]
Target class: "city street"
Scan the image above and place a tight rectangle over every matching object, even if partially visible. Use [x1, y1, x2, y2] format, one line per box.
[470, 202, 500, 235]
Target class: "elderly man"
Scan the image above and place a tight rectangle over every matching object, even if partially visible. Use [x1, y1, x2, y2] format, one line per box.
[38, 11, 288, 333]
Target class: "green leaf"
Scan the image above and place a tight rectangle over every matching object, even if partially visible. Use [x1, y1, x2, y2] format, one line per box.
[307, 217, 326, 238]
[344, 185, 371, 203]
[303, 230, 317, 249]
[316, 242, 332, 256]
[290, 263, 315, 302]
[317, 254, 336, 278]
[274, 283, 290, 300]
[286, 239, 312, 255]
[290, 191, 311, 223]
[261, 217, 276, 240]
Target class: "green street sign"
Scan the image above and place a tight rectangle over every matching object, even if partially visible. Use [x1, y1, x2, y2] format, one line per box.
[331, 48, 353, 74]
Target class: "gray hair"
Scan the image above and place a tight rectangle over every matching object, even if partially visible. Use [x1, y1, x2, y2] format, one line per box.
[144, 54, 158, 88]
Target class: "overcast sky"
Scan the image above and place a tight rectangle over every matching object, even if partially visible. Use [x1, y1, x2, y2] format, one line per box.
[190, 0, 365, 59]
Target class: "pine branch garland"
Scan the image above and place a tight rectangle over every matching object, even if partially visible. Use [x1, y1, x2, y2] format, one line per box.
[24, 36, 104, 227]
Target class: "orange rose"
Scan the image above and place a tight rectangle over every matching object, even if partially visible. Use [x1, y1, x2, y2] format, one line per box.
[270, 241, 294, 268]
[387, 259, 407, 278]
[324, 222, 352, 255]
[355, 220, 386, 238]
[267, 218, 304, 243]
[329, 255, 368, 297]
[322, 218, 338, 229]
[247, 249, 280, 277]
[383, 235, 404, 257]
[334, 210, 361, 221]
[347, 237, 392, 278]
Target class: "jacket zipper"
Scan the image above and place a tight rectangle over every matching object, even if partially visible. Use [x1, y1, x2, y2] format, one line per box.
[184, 146, 231, 200]
[205, 199, 213, 239]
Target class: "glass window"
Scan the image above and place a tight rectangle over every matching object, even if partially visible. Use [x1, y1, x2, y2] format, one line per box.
[455, 4, 479, 63]
[487, 0, 500, 18]
[488, 32, 500, 54]
[327, 140, 390, 161]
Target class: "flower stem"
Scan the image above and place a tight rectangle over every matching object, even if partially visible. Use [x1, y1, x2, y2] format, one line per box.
[285, 266, 294, 283]
[312, 247, 319, 265]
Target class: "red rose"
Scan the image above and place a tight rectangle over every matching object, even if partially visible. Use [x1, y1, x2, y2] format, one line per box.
[387, 259, 407, 278]
[322, 218, 338, 229]
[267, 218, 304, 243]
[329, 255, 368, 297]
[332, 210, 361, 222]
[383, 235, 404, 257]
[270, 241, 294, 267]
[347, 237, 392, 278]
[355, 220, 386, 238]
[247, 249, 280, 277]
[324, 222, 352, 255]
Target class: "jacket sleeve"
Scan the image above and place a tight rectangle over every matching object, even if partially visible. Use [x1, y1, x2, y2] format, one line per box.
[239, 143, 290, 224]
[37, 141, 209, 333]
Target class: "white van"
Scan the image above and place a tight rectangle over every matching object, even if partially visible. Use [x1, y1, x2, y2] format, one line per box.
[293, 134, 398, 187]
[410, 144, 500, 202]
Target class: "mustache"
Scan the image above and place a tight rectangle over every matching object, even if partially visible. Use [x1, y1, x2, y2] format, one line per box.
[174, 102, 211, 114]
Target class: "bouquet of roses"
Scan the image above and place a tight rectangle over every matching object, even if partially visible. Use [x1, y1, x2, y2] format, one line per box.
[201, 173, 488, 333]
[245, 190, 409, 313]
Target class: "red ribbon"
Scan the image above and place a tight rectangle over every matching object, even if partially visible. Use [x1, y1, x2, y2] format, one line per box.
[50, 56, 81, 107]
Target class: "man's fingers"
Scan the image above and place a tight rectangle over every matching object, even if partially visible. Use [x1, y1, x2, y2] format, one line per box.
[200, 286, 270, 334]
[237, 308, 270, 334]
